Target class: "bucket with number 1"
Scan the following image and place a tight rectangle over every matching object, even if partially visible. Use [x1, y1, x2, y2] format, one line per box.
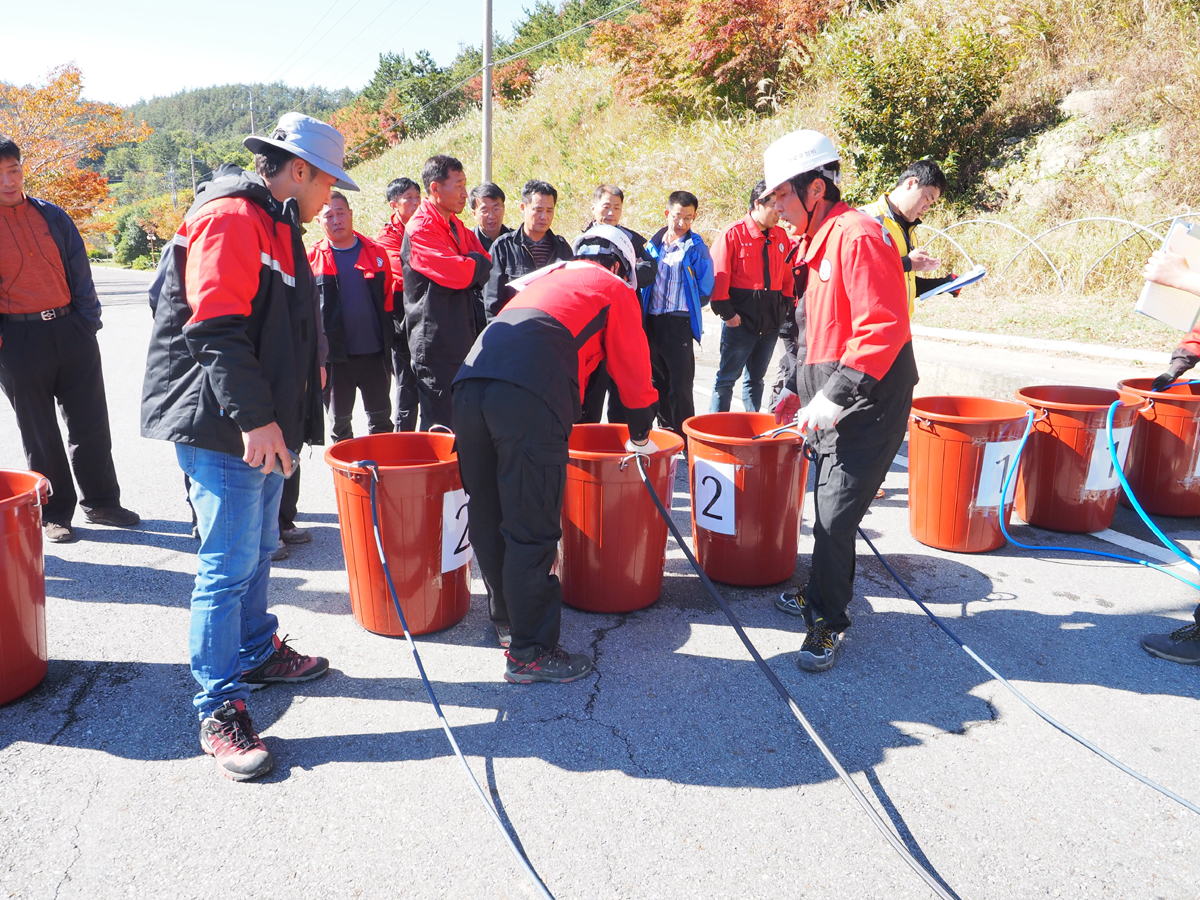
[682, 412, 808, 586]
[908, 397, 1031, 553]
[326, 432, 471, 636]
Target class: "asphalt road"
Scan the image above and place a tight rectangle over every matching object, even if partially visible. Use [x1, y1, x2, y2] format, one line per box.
[0, 266, 1196, 899]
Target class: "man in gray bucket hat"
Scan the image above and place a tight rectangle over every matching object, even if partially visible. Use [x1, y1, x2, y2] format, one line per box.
[143, 113, 355, 781]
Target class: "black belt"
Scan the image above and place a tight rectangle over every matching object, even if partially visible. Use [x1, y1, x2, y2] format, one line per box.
[4, 306, 73, 322]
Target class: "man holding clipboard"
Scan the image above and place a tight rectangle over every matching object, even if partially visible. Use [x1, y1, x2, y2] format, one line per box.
[1140, 242, 1200, 665]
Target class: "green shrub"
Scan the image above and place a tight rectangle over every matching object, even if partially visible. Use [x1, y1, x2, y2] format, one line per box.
[824, 11, 1010, 201]
[129, 255, 155, 271]
[114, 218, 150, 266]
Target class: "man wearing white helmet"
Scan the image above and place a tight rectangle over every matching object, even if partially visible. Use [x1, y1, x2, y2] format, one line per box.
[452, 224, 660, 684]
[767, 129, 918, 673]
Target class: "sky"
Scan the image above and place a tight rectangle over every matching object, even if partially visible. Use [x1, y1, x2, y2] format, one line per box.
[5, 0, 536, 106]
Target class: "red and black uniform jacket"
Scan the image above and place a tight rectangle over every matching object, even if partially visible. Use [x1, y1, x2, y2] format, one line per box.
[308, 232, 394, 365]
[141, 167, 323, 456]
[375, 212, 407, 337]
[454, 261, 659, 440]
[401, 198, 490, 381]
[786, 202, 917, 410]
[709, 214, 795, 335]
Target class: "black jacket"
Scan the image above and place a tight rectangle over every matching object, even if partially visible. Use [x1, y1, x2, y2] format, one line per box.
[0, 197, 102, 340]
[483, 226, 574, 319]
[309, 235, 394, 365]
[141, 168, 324, 457]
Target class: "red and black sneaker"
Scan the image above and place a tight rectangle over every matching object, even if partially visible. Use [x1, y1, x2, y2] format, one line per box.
[242, 634, 329, 691]
[199, 700, 272, 781]
[504, 646, 593, 684]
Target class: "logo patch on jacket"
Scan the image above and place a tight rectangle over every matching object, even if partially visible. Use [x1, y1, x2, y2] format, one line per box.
[778, 242, 787, 253]
[818, 259, 832, 282]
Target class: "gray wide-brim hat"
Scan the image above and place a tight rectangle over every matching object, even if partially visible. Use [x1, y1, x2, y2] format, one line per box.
[243, 112, 360, 191]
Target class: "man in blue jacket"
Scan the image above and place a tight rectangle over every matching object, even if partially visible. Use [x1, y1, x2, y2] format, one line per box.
[0, 136, 139, 543]
[642, 190, 714, 437]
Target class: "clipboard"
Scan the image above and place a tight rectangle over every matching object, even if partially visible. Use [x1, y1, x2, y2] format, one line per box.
[1135, 220, 1200, 332]
[917, 265, 987, 301]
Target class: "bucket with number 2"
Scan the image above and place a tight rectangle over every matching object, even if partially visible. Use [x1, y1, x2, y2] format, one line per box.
[326, 432, 471, 636]
[908, 397, 1031, 553]
[682, 412, 808, 586]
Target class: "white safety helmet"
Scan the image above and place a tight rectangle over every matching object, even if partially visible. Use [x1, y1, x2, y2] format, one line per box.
[763, 129, 841, 195]
[572, 224, 638, 289]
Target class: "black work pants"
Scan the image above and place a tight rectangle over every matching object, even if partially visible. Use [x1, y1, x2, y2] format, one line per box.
[279, 463, 301, 530]
[326, 353, 392, 443]
[0, 313, 121, 526]
[413, 363, 456, 432]
[804, 344, 917, 632]
[580, 362, 609, 424]
[391, 320, 419, 432]
[452, 378, 569, 657]
[645, 313, 695, 437]
[768, 324, 800, 412]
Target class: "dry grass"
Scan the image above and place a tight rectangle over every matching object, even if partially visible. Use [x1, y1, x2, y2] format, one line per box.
[342, 0, 1200, 346]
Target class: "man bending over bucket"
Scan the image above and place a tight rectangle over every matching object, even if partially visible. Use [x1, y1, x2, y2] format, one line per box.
[452, 225, 659, 684]
[1139, 248, 1200, 665]
[769, 130, 918, 673]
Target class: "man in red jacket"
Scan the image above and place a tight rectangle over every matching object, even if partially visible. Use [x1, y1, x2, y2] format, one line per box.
[708, 180, 795, 413]
[310, 191, 394, 442]
[401, 155, 492, 430]
[769, 129, 917, 673]
[376, 176, 421, 431]
[453, 225, 659, 684]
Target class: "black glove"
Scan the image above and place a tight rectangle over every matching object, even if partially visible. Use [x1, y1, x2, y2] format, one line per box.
[1153, 352, 1199, 392]
[467, 252, 492, 289]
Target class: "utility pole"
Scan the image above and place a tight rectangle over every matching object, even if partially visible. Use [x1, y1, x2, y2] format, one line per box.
[482, 0, 493, 182]
[233, 90, 260, 135]
[169, 163, 178, 209]
[189, 151, 197, 194]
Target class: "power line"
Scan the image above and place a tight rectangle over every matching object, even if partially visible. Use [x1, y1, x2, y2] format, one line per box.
[292, 0, 412, 90]
[274, 0, 371, 84]
[345, 0, 641, 157]
[262, 0, 345, 83]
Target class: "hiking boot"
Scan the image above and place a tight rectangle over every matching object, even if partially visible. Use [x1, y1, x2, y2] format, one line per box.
[504, 646, 593, 684]
[82, 506, 140, 528]
[1140, 623, 1200, 665]
[199, 700, 272, 781]
[280, 526, 311, 545]
[44, 522, 75, 544]
[776, 587, 809, 617]
[242, 634, 329, 691]
[799, 624, 844, 673]
[495, 624, 511, 649]
[271, 539, 289, 561]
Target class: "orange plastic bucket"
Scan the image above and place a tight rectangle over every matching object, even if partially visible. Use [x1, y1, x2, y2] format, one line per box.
[1013, 386, 1144, 533]
[559, 424, 684, 613]
[681, 412, 808, 586]
[326, 433, 470, 636]
[1117, 378, 1200, 517]
[0, 470, 50, 706]
[909, 397, 1030, 553]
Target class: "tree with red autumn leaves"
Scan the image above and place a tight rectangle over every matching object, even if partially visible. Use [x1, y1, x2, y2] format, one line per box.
[0, 64, 151, 231]
[591, 0, 839, 117]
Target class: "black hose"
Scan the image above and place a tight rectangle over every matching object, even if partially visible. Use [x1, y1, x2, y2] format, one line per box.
[353, 460, 556, 900]
[632, 454, 959, 900]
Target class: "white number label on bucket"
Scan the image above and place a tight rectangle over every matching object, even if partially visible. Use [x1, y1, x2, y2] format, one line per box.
[975, 439, 1023, 508]
[693, 458, 736, 535]
[1084, 426, 1133, 492]
[441, 489, 472, 573]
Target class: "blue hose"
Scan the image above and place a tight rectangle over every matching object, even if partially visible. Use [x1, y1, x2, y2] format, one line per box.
[997, 410, 1200, 592]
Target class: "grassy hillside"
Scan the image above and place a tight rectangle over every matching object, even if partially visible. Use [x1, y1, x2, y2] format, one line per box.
[344, 0, 1199, 348]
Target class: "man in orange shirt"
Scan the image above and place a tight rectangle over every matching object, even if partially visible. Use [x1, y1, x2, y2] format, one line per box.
[0, 136, 139, 543]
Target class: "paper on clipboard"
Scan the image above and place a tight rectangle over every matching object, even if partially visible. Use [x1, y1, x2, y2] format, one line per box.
[1135, 220, 1200, 332]
[916, 265, 987, 301]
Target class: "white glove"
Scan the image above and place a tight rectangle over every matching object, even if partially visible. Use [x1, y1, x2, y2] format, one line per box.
[624, 436, 661, 457]
[795, 390, 844, 435]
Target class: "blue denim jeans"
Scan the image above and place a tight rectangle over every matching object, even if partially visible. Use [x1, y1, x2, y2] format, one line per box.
[709, 324, 780, 412]
[176, 444, 283, 718]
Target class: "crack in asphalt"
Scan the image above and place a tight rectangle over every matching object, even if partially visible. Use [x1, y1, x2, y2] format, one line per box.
[46, 664, 105, 747]
[51, 774, 98, 900]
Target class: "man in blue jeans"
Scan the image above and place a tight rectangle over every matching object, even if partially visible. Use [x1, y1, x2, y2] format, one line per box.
[708, 180, 794, 412]
[142, 114, 350, 780]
